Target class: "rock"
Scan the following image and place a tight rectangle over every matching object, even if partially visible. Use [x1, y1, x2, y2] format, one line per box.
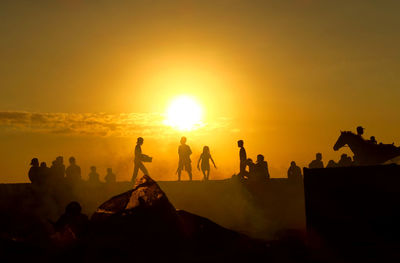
[89, 175, 265, 262]
[89, 175, 184, 261]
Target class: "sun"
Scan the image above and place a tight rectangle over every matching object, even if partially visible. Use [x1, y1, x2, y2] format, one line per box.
[164, 95, 203, 131]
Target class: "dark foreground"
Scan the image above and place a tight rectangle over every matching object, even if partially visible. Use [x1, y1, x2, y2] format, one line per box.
[0, 176, 308, 263]
[2, 165, 400, 262]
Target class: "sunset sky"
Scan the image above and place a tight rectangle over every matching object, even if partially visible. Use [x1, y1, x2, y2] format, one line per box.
[1, 0, 400, 182]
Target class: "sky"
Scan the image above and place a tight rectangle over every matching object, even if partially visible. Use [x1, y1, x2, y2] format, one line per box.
[1, 0, 400, 183]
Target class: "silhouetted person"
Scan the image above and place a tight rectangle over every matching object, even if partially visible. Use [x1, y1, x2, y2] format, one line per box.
[370, 136, 377, 144]
[55, 201, 89, 240]
[177, 136, 192, 181]
[88, 166, 100, 183]
[197, 146, 216, 181]
[237, 140, 247, 175]
[326, 160, 338, 168]
[105, 168, 116, 183]
[50, 156, 65, 182]
[65, 156, 81, 183]
[246, 158, 256, 180]
[338, 153, 352, 167]
[309, 153, 324, 169]
[287, 161, 302, 181]
[39, 161, 50, 185]
[356, 126, 365, 137]
[132, 137, 151, 182]
[255, 154, 270, 180]
[28, 158, 40, 184]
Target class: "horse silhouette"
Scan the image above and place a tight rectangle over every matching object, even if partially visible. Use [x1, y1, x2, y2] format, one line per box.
[333, 131, 400, 165]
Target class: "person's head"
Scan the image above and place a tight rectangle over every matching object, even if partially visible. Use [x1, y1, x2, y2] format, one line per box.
[56, 156, 63, 164]
[328, 160, 336, 166]
[137, 137, 144, 145]
[237, 140, 244, 148]
[107, 168, 112, 173]
[40, 162, 47, 168]
[90, 166, 96, 172]
[30, 158, 39, 167]
[257, 154, 264, 163]
[247, 158, 254, 164]
[290, 161, 296, 166]
[316, 153, 322, 161]
[180, 136, 187, 145]
[69, 156, 76, 164]
[356, 126, 364, 135]
[202, 146, 210, 154]
[65, 201, 82, 215]
[370, 136, 376, 142]
[341, 153, 347, 159]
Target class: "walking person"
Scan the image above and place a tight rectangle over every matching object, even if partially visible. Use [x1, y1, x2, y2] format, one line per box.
[197, 146, 217, 181]
[131, 137, 152, 183]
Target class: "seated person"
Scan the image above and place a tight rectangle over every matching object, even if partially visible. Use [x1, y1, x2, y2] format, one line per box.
[28, 158, 41, 184]
[308, 153, 324, 169]
[65, 156, 81, 183]
[88, 166, 100, 183]
[338, 154, 352, 167]
[255, 154, 270, 180]
[105, 168, 116, 183]
[326, 160, 338, 168]
[287, 161, 302, 181]
[55, 201, 89, 240]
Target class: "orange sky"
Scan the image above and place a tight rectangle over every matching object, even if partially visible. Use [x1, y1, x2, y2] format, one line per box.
[1, 1, 400, 182]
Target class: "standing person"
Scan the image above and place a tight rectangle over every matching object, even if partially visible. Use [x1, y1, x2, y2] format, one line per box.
[237, 140, 247, 175]
[197, 146, 217, 181]
[287, 161, 302, 182]
[131, 137, 152, 182]
[177, 136, 192, 181]
[65, 156, 81, 183]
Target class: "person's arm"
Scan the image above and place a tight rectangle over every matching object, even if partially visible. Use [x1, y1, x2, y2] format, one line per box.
[210, 156, 216, 168]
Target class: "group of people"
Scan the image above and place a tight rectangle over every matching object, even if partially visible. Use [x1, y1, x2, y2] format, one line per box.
[33, 126, 374, 185]
[131, 136, 217, 182]
[132, 136, 304, 183]
[237, 140, 271, 181]
[28, 156, 116, 186]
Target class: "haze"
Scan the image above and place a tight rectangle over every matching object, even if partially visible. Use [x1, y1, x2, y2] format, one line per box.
[1, 0, 400, 183]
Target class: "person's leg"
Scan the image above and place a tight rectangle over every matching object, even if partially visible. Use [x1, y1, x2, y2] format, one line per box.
[202, 169, 206, 181]
[132, 163, 139, 182]
[177, 169, 181, 181]
[188, 171, 192, 181]
[187, 163, 192, 181]
[206, 169, 210, 180]
[139, 162, 149, 175]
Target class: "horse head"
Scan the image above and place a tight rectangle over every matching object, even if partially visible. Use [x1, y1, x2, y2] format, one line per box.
[333, 131, 347, 151]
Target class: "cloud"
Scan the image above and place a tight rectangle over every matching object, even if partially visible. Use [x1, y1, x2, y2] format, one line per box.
[0, 111, 232, 137]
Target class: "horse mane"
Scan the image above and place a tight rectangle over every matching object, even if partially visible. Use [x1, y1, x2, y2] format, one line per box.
[342, 131, 365, 142]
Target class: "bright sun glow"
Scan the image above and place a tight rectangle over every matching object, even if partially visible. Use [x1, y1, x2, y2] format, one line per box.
[164, 95, 203, 131]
